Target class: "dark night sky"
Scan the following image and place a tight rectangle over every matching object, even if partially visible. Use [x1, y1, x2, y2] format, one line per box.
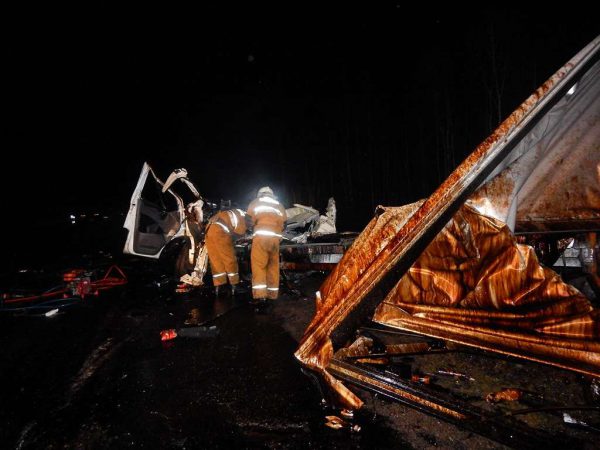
[5, 3, 599, 231]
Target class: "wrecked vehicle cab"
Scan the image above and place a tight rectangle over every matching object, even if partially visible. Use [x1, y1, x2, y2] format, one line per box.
[123, 165, 354, 282]
[123, 163, 206, 276]
[295, 36, 600, 445]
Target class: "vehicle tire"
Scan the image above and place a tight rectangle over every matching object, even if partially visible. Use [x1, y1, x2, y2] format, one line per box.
[174, 239, 194, 277]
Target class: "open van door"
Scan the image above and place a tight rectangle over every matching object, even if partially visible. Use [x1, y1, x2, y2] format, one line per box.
[123, 163, 185, 258]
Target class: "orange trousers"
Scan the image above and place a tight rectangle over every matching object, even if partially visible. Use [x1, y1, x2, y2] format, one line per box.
[251, 235, 280, 299]
[205, 227, 239, 286]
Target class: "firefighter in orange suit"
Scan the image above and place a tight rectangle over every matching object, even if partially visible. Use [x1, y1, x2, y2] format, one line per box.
[247, 186, 287, 302]
[205, 208, 247, 296]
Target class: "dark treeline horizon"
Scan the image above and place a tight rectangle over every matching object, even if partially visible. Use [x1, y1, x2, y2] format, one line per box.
[5, 4, 599, 233]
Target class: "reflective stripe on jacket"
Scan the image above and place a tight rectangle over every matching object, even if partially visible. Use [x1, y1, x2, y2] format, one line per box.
[209, 209, 247, 235]
[247, 196, 287, 234]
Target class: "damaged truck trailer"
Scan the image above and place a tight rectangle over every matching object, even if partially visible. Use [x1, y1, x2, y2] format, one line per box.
[295, 35, 600, 446]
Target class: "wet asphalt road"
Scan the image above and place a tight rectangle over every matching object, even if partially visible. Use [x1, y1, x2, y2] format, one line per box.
[2, 259, 600, 449]
[0, 264, 407, 449]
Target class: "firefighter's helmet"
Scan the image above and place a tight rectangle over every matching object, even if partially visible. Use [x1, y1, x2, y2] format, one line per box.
[257, 186, 274, 198]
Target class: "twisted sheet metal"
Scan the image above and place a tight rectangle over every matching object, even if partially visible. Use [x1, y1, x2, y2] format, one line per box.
[295, 36, 600, 409]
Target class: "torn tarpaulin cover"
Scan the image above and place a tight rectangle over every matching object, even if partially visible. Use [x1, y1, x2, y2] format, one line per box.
[295, 35, 600, 409]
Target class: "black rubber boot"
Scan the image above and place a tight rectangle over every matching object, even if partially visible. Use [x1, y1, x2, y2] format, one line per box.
[253, 298, 270, 313]
[263, 300, 274, 313]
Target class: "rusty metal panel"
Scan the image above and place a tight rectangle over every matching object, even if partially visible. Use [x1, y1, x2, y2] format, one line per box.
[469, 55, 600, 233]
[296, 202, 424, 408]
[295, 36, 600, 410]
[377, 204, 589, 312]
[373, 303, 600, 377]
[371, 202, 600, 372]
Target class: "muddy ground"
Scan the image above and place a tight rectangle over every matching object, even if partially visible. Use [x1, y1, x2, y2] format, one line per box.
[1, 258, 599, 449]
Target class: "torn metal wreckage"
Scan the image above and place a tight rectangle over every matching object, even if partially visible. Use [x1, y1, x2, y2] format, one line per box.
[294, 35, 600, 444]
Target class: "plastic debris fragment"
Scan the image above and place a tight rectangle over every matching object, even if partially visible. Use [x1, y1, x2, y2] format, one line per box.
[485, 388, 523, 403]
[324, 415, 361, 432]
[437, 369, 475, 381]
[160, 329, 178, 341]
[340, 409, 354, 419]
[411, 375, 431, 385]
